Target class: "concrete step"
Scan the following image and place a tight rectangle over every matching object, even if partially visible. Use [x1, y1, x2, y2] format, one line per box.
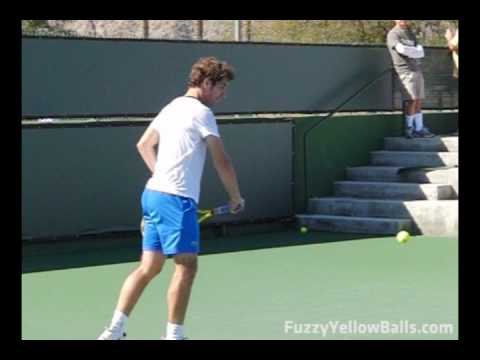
[346, 166, 458, 197]
[371, 151, 458, 167]
[334, 181, 454, 200]
[384, 136, 458, 152]
[296, 214, 412, 235]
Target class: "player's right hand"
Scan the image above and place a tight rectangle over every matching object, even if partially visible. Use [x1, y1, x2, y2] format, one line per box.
[230, 197, 245, 214]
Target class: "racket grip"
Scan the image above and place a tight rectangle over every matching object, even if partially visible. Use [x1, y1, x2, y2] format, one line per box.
[214, 204, 231, 215]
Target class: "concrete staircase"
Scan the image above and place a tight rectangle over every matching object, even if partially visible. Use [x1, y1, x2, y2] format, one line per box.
[297, 136, 458, 235]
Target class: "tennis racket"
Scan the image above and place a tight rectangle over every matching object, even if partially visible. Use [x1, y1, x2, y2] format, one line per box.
[197, 204, 231, 223]
[140, 204, 231, 236]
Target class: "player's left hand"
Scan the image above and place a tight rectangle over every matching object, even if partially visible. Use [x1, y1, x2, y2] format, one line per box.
[230, 197, 245, 214]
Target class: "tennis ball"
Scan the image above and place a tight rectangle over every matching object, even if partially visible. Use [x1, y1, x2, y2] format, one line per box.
[300, 226, 308, 234]
[396, 230, 410, 244]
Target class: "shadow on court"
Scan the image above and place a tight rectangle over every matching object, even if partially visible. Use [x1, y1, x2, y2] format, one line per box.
[22, 226, 376, 273]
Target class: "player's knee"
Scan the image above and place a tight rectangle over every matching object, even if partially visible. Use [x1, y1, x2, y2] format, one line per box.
[138, 263, 163, 279]
[174, 256, 198, 281]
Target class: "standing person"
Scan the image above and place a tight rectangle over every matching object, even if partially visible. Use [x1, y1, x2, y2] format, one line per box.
[387, 20, 435, 138]
[98, 57, 245, 340]
[445, 26, 459, 78]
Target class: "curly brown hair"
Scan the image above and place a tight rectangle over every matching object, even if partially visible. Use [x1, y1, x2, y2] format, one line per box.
[188, 57, 235, 88]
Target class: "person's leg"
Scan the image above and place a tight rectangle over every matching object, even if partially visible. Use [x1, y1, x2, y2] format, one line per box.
[156, 195, 199, 340]
[415, 99, 422, 114]
[412, 72, 434, 137]
[404, 99, 416, 138]
[116, 251, 166, 316]
[165, 253, 198, 339]
[97, 251, 166, 340]
[413, 99, 423, 131]
[98, 188, 166, 340]
[414, 99, 435, 137]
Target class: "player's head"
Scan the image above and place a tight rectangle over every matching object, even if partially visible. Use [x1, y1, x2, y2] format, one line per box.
[394, 20, 409, 29]
[188, 57, 235, 106]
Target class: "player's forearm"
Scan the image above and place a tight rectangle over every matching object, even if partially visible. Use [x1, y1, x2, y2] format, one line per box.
[137, 145, 157, 174]
[214, 157, 242, 201]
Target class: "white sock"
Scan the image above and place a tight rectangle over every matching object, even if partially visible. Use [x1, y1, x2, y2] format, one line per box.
[166, 322, 184, 339]
[110, 310, 128, 331]
[414, 112, 423, 131]
[406, 115, 415, 128]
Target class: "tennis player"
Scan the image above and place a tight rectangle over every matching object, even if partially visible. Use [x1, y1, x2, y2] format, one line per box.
[98, 57, 245, 340]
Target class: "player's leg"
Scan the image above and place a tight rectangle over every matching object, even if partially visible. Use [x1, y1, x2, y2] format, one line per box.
[165, 253, 198, 339]
[116, 251, 166, 316]
[98, 188, 166, 340]
[162, 196, 199, 340]
[117, 190, 168, 316]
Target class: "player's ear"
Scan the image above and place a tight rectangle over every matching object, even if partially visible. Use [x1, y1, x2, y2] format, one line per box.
[202, 78, 212, 89]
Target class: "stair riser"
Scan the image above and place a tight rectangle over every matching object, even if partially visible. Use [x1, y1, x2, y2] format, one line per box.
[309, 199, 411, 218]
[297, 216, 412, 235]
[371, 153, 458, 167]
[346, 168, 458, 198]
[346, 168, 400, 182]
[334, 183, 454, 200]
[309, 199, 458, 223]
[384, 138, 458, 152]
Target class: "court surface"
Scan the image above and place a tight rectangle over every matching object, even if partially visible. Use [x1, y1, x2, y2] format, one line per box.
[22, 230, 458, 340]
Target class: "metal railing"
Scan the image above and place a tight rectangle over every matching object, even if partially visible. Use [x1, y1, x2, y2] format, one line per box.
[302, 68, 394, 208]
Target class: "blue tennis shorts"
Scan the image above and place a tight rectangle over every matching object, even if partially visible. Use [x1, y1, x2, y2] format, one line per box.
[141, 189, 199, 255]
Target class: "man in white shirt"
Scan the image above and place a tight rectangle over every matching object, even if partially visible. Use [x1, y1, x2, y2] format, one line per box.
[387, 20, 435, 139]
[98, 57, 245, 340]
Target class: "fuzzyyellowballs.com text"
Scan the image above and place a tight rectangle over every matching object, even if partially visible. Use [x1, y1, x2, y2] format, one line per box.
[284, 320, 454, 337]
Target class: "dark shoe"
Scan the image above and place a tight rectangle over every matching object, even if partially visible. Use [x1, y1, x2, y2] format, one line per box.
[405, 126, 415, 139]
[415, 127, 436, 138]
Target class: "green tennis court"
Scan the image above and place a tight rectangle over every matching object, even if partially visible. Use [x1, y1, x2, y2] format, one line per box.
[22, 229, 458, 340]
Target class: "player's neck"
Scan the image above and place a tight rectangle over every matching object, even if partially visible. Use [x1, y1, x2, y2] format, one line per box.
[184, 88, 207, 105]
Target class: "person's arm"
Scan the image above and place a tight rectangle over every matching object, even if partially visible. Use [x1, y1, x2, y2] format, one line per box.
[136, 125, 159, 174]
[394, 43, 425, 59]
[445, 28, 458, 51]
[206, 135, 245, 213]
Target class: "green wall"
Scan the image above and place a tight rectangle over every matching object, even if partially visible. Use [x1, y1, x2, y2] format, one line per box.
[23, 37, 407, 117]
[22, 121, 292, 239]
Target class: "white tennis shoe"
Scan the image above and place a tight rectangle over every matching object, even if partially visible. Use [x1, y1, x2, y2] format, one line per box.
[97, 326, 127, 340]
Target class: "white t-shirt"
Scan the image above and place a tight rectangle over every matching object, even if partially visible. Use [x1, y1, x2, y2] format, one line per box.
[146, 96, 220, 204]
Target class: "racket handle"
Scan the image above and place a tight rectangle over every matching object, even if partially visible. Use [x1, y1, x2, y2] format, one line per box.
[213, 204, 231, 215]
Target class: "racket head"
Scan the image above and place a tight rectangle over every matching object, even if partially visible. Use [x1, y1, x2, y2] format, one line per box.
[197, 209, 214, 223]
